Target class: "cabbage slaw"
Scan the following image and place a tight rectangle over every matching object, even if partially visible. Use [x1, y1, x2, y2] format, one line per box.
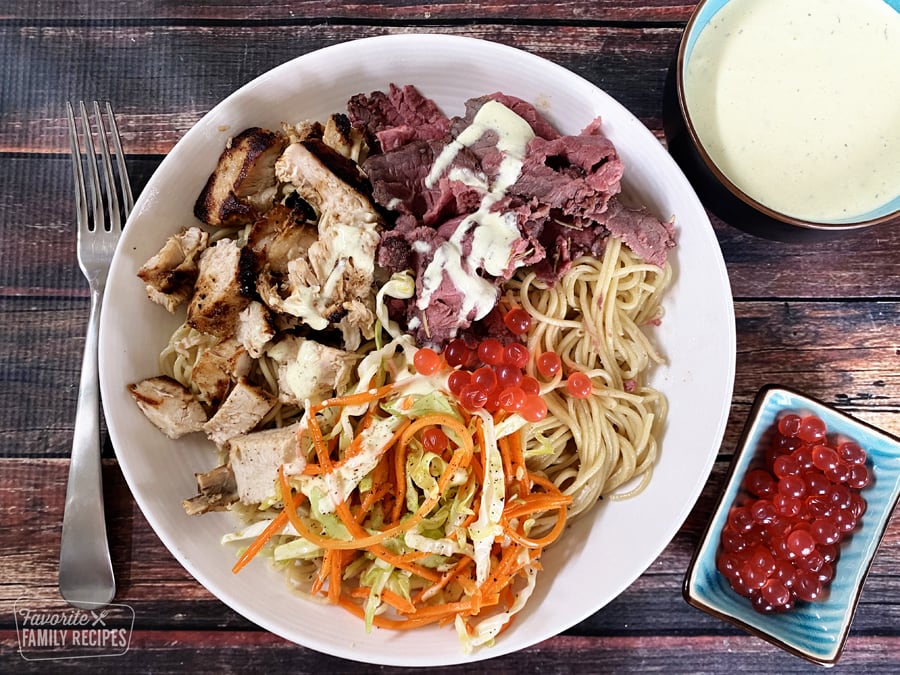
[226, 336, 571, 650]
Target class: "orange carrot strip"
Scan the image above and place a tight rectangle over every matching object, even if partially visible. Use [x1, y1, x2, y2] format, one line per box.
[391, 430, 409, 523]
[502, 493, 572, 520]
[290, 416, 473, 551]
[336, 596, 446, 630]
[306, 411, 333, 472]
[327, 549, 343, 604]
[311, 383, 396, 414]
[355, 481, 391, 523]
[274, 464, 335, 561]
[310, 548, 331, 596]
[498, 434, 514, 484]
[322, 479, 442, 584]
[369, 547, 441, 583]
[412, 557, 473, 604]
[503, 504, 569, 549]
[525, 470, 566, 495]
[349, 587, 417, 615]
[480, 543, 526, 598]
[304, 415, 409, 477]
[231, 490, 305, 574]
[231, 511, 288, 574]
[507, 428, 529, 493]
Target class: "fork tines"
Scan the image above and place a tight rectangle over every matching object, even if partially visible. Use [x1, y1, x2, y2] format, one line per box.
[65, 101, 134, 233]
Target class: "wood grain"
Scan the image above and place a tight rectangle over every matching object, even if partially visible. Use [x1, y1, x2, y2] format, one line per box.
[0, 23, 679, 154]
[4, 2, 900, 671]
[2, 457, 900, 668]
[5, 629, 900, 673]
[4, 1, 697, 23]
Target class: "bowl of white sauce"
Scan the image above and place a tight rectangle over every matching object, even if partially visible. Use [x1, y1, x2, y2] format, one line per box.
[668, 0, 900, 240]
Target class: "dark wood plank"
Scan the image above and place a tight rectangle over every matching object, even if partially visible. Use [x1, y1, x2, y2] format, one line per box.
[4, 449, 900, 631]
[3, 619, 900, 672]
[714, 217, 900, 301]
[1, 296, 898, 457]
[4, 159, 900, 302]
[0, 156, 161, 296]
[0, 24, 680, 154]
[4, 1, 697, 23]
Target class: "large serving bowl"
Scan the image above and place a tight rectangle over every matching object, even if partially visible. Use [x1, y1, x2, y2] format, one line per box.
[98, 34, 735, 666]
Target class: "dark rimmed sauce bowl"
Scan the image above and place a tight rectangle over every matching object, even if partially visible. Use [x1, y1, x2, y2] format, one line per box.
[664, 0, 900, 242]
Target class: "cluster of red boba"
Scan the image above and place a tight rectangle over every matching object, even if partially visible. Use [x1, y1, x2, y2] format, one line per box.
[412, 308, 594, 422]
[715, 413, 871, 614]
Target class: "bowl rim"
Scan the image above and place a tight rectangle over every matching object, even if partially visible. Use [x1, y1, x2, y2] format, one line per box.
[675, 0, 900, 232]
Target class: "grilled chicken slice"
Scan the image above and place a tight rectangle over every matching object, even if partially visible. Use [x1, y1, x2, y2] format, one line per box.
[128, 376, 208, 439]
[182, 464, 238, 515]
[194, 127, 288, 227]
[246, 202, 319, 276]
[273, 140, 381, 345]
[229, 422, 301, 504]
[191, 337, 252, 408]
[265, 335, 359, 407]
[137, 227, 209, 312]
[187, 238, 252, 338]
[235, 301, 275, 358]
[203, 377, 276, 447]
[322, 113, 368, 162]
[282, 119, 324, 145]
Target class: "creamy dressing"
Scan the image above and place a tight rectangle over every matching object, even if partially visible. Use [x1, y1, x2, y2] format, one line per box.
[418, 100, 536, 323]
[299, 416, 401, 513]
[684, 0, 900, 222]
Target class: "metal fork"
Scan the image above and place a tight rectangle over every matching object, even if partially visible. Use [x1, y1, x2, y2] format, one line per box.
[59, 101, 133, 609]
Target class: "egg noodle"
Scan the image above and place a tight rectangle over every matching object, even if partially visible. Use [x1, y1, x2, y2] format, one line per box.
[507, 237, 670, 528]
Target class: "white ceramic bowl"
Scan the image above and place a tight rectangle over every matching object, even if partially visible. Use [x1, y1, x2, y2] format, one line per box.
[99, 34, 736, 666]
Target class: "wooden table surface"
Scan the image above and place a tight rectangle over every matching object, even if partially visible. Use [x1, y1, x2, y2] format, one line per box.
[2, 1, 899, 672]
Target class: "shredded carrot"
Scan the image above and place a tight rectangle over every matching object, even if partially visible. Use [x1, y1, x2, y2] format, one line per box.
[231, 489, 306, 574]
[310, 548, 332, 596]
[504, 512, 568, 549]
[413, 557, 473, 604]
[349, 586, 416, 615]
[503, 492, 572, 521]
[391, 432, 409, 523]
[498, 434, 515, 489]
[336, 595, 447, 630]
[327, 549, 344, 604]
[355, 481, 391, 523]
[510, 429, 530, 493]
[235, 381, 574, 636]
[310, 383, 396, 414]
[286, 415, 473, 552]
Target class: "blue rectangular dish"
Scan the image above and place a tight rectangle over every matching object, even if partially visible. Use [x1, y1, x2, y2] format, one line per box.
[683, 384, 900, 666]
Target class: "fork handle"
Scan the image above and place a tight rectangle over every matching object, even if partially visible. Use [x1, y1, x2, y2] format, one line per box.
[59, 286, 116, 608]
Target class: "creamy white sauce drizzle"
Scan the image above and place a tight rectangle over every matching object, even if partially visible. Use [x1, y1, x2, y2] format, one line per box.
[684, 0, 900, 222]
[418, 100, 536, 324]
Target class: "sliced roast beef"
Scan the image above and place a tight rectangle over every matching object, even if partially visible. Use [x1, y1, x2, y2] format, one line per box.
[348, 84, 451, 152]
[511, 128, 623, 228]
[362, 139, 485, 227]
[352, 87, 677, 346]
[601, 197, 676, 268]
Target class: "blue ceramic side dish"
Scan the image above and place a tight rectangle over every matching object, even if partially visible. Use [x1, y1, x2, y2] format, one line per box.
[683, 384, 900, 666]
